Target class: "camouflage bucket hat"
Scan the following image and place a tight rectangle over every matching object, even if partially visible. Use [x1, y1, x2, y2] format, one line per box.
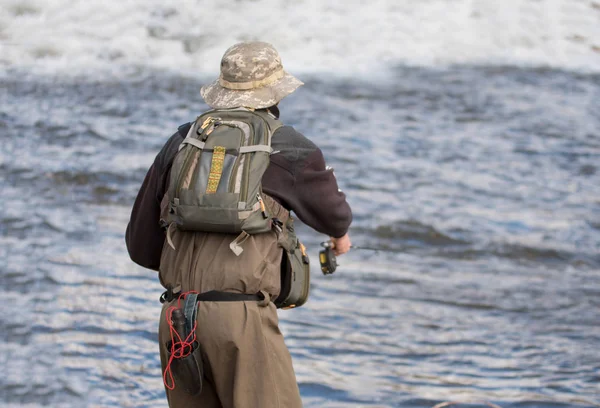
[201, 42, 304, 110]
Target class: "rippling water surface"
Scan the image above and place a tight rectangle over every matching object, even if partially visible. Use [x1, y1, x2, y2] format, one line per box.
[1, 66, 599, 407]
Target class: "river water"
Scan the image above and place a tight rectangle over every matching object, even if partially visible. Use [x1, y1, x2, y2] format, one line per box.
[1, 65, 599, 408]
[1, 0, 600, 407]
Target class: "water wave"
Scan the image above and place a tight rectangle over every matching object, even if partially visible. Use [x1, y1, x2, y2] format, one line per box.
[1, 0, 599, 78]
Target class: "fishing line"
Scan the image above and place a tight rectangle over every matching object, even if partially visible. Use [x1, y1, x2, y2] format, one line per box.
[319, 242, 405, 275]
[351, 245, 404, 254]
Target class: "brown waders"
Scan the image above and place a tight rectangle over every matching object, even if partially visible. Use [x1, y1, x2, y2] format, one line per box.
[157, 200, 302, 408]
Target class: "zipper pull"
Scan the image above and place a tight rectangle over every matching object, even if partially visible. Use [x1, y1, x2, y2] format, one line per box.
[299, 243, 309, 265]
[272, 217, 283, 234]
[199, 117, 220, 141]
[257, 193, 268, 219]
[200, 117, 216, 130]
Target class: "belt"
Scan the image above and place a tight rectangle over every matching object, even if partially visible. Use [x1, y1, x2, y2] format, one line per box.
[161, 289, 270, 339]
[160, 288, 265, 304]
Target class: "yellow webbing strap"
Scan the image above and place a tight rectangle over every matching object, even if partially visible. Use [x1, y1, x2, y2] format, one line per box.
[206, 146, 226, 194]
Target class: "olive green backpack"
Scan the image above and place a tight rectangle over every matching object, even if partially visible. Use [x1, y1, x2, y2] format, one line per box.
[165, 108, 279, 254]
[163, 107, 310, 308]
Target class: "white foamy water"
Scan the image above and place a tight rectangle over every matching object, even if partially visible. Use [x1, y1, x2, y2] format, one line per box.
[1, 0, 599, 78]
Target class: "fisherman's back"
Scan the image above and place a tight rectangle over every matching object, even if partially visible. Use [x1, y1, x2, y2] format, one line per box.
[126, 42, 352, 408]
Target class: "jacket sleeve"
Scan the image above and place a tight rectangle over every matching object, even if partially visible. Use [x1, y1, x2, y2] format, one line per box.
[125, 129, 187, 270]
[125, 161, 165, 271]
[292, 148, 352, 238]
[263, 126, 353, 238]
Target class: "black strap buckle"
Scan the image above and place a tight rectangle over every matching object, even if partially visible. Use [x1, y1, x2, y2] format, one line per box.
[159, 286, 181, 304]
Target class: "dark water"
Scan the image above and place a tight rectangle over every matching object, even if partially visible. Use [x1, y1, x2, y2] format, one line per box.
[1, 66, 599, 408]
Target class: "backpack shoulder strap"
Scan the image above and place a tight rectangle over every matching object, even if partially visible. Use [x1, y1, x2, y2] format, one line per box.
[177, 122, 193, 137]
[254, 110, 283, 140]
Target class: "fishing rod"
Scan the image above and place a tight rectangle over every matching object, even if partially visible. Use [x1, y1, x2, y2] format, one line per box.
[351, 245, 400, 252]
[319, 241, 402, 275]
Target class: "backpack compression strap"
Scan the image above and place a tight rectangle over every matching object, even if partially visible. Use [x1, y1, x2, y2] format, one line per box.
[179, 138, 274, 154]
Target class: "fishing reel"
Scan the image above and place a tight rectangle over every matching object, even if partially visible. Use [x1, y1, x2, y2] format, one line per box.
[319, 241, 338, 275]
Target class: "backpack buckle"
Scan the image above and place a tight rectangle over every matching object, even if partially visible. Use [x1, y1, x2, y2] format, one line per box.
[160, 285, 182, 303]
[229, 231, 250, 256]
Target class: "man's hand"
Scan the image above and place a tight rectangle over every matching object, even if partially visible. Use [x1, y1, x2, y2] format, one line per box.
[330, 233, 351, 256]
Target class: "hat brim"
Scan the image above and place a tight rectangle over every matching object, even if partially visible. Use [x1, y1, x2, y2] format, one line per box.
[200, 71, 303, 110]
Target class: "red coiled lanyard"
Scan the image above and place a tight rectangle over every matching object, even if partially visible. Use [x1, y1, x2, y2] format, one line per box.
[163, 291, 198, 390]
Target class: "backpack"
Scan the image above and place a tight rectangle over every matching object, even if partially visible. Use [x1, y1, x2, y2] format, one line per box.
[160, 108, 311, 308]
[163, 108, 282, 255]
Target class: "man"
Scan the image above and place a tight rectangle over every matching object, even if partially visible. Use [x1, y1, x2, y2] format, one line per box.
[126, 41, 352, 408]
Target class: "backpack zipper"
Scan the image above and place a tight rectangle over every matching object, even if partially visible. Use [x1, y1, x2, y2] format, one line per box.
[175, 116, 220, 197]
